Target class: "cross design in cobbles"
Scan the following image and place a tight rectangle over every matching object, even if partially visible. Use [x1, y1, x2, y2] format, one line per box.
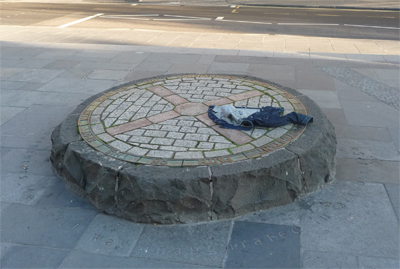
[79, 75, 308, 166]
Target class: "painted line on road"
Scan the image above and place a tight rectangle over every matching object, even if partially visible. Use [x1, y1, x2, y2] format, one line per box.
[316, 14, 341, 17]
[344, 24, 400, 29]
[216, 17, 224, 21]
[58, 13, 103, 28]
[216, 19, 272, 25]
[278, 23, 339, 26]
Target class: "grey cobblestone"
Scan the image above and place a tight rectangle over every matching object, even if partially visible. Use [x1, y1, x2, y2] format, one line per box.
[146, 150, 174, 158]
[214, 143, 233, 149]
[178, 120, 195, 126]
[174, 151, 204, 159]
[161, 125, 181, 132]
[91, 124, 105, 134]
[124, 129, 145, 136]
[114, 134, 130, 142]
[144, 130, 167, 137]
[180, 126, 198, 133]
[129, 136, 152, 144]
[129, 147, 149, 156]
[204, 150, 230, 158]
[140, 144, 159, 149]
[251, 136, 273, 147]
[150, 138, 175, 146]
[97, 133, 115, 143]
[184, 133, 209, 141]
[104, 118, 116, 127]
[230, 144, 255, 154]
[173, 140, 198, 148]
[90, 115, 101, 124]
[109, 140, 132, 152]
[167, 132, 185, 139]
[267, 127, 288, 139]
[160, 146, 188, 151]
[251, 128, 267, 138]
[114, 119, 128, 126]
[197, 142, 214, 149]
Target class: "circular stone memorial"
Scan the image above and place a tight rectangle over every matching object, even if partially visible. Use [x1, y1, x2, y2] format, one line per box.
[51, 74, 337, 224]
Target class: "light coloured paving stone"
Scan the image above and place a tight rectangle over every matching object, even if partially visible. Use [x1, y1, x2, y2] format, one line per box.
[143, 130, 167, 138]
[160, 146, 188, 152]
[114, 134, 130, 142]
[358, 256, 399, 268]
[251, 128, 267, 138]
[173, 140, 198, 148]
[109, 141, 132, 152]
[146, 150, 174, 158]
[166, 132, 185, 139]
[267, 127, 288, 139]
[140, 144, 159, 150]
[129, 136, 152, 144]
[180, 126, 197, 133]
[91, 124, 105, 135]
[142, 124, 162, 130]
[209, 136, 231, 143]
[214, 143, 232, 149]
[161, 125, 181, 132]
[197, 142, 214, 149]
[251, 136, 274, 147]
[128, 147, 148, 156]
[230, 144, 255, 154]
[150, 138, 175, 146]
[184, 133, 209, 142]
[174, 151, 204, 159]
[337, 139, 399, 161]
[104, 118, 116, 128]
[204, 150, 230, 158]
[97, 133, 115, 143]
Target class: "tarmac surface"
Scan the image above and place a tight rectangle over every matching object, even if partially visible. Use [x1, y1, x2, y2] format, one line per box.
[0, 0, 399, 268]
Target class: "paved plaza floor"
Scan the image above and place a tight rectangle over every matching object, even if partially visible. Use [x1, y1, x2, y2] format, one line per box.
[0, 9, 399, 268]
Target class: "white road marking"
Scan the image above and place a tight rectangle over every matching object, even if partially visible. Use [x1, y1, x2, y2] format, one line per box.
[316, 14, 341, 17]
[231, 5, 236, 8]
[131, 4, 137, 6]
[215, 17, 224, 21]
[58, 13, 103, 28]
[101, 14, 159, 17]
[278, 23, 339, 26]
[344, 24, 400, 29]
[217, 19, 272, 25]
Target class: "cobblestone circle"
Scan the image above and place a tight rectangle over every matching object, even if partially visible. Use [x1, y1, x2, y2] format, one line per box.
[78, 75, 309, 166]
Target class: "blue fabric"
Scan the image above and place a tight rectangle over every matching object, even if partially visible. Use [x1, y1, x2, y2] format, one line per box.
[208, 105, 313, 130]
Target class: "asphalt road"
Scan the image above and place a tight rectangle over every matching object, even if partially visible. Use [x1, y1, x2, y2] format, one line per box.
[0, 2, 399, 40]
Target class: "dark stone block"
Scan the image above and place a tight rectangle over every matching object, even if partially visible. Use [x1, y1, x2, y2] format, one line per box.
[225, 221, 300, 268]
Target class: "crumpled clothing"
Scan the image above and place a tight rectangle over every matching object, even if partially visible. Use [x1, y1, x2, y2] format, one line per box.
[208, 104, 313, 130]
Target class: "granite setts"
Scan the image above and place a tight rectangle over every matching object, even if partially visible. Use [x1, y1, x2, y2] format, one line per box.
[50, 74, 337, 224]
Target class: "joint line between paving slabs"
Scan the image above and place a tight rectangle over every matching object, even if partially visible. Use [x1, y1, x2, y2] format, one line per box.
[208, 166, 214, 221]
[222, 220, 235, 268]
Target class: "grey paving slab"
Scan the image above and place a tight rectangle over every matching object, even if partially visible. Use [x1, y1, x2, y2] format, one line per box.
[56, 66, 95, 79]
[60, 251, 215, 268]
[1, 173, 55, 205]
[33, 92, 93, 106]
[320, 67, 399, 109]
[248, 64, 295, 83]
[234, 202, 300, 226]
[0, 106, 26, 126]
[1, 90, 47, 107]
[301, 251, 358, 268]
[36, 178, 96, 210]
[208, 62, 250, 74]
[358, 256, 400, 268]
[1, 132, 52, 150]
[321, 108, 348, 125]
[110, 51, 150, 64]
[300, 181, 399, 258]
[73, 61, 136, 71]
[297, 90, 342, 109]
[135, 62, 173, 72]
[42, 59, 80, 70]
[0, 245, 69, 269]
[17, 82, 45, 91]
[0, 81, 27, 90]
[1, 147, 12, 158]
[334, 79, 379, 102]
[34, 48, 80, 59]
[224, 221, 300, 268]
[71, 49, 121, 62]
[143, 53, 200, 64]
[15, 58, 54, 69]
[341, 100, 399, 128]
[1, 203, 96, 249]
[1, 148, 56, 177]
[131, 220, 231, 267]
[0, 242, 14, 260]
[334, 124, 393, 142]
[166, 63, 210, 74]
[388, 126, 400, 151]
[197, 54, 216, 65]
[123, 70, 165, 82]
[336, 158, 400, 184]
[295, 66, 336, 91]
[87, 69, 130, 80]
[7, 68, 64, 83]
[337, 139, 399, 161]
[75, 214, 143, 257]
[385, 183, 399, 222]
[0, 67, 25, 80]
[35, 78, 117, 94]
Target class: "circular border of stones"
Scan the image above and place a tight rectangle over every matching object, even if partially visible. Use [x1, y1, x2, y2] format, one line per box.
[50, 74, 337, 224]
[77, 74, 308, 166]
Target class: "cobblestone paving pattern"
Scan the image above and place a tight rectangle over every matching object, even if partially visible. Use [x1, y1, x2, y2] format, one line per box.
[79, 75, 308, 165]
[319, 67, 399, 110]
